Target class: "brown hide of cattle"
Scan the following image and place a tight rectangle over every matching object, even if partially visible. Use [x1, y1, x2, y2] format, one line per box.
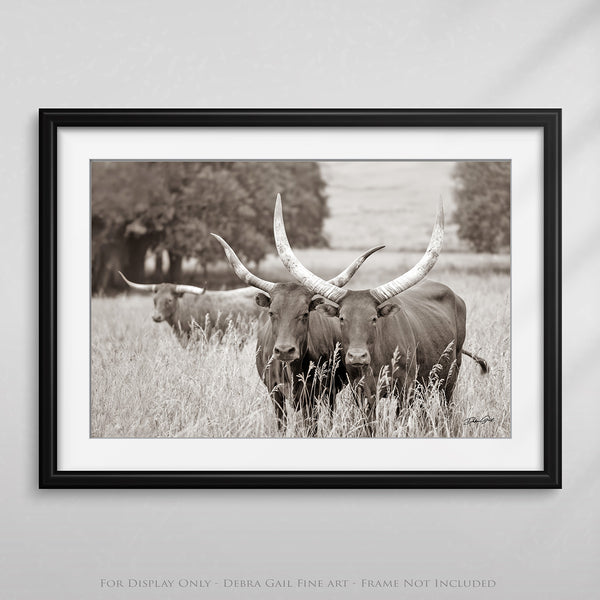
[317, 280, 466, 409]
[254, 282, 346, 435]
[151, 284, 260, 345]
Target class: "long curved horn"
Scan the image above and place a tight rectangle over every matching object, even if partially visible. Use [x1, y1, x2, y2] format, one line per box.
[273, 194, 347, 303]
[327, 244, 385, 287]
[370, 199, 444, 304]
[210, 234, 276, 294]
[174, 284, 206, 295]
[118, 271, 156, 293]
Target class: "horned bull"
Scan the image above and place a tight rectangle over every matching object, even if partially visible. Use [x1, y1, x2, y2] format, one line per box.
[118, 272, 261, 345]
[272, 195, 488, 432]
[210, 232, 383, 435]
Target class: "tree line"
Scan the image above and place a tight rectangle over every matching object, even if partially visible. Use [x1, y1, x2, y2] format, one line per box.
[91, 160, 510, 293]
[91, 161, 328, 293]
[452, 161, 510, 253]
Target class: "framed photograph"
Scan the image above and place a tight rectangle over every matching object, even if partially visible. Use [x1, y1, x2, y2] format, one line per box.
[39, 109, 561, 488]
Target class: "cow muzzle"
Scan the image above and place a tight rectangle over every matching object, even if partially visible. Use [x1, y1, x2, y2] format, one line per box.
[273, 344, 299, 362]
[152, 314, 164, 323]
[345, 348, 371, 367]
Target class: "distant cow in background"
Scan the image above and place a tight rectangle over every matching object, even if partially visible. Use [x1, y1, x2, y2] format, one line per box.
[118, 272, 261, 345]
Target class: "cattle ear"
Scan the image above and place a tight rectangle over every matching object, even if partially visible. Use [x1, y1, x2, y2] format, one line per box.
[377, 303, 399, 318]
[314, 301, 339, 317]
[255, 293, 271, 308]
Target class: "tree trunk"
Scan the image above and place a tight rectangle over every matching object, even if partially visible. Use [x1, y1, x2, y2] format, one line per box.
[91, 249, 104, 294]
[155, 251, 164, 279]
[94, 242, 124, 295]
[125, 237, 149, 283]
[168, 251, 183, 281]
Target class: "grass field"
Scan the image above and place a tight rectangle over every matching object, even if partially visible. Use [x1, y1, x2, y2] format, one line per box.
[91, 250, 510, 438]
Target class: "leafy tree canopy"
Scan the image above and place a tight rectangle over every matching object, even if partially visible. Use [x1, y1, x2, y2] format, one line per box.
[91, 161, 328, 292]
[452, 162, 510, 253]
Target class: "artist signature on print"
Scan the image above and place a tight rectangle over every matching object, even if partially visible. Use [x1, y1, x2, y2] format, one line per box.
[463, 415, 495, 425]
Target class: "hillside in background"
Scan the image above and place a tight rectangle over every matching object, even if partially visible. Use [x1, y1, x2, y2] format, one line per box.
[321, 161, 465, 251]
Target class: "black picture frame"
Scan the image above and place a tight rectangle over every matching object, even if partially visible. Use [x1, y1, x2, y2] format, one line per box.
[39, 109, 561, 489]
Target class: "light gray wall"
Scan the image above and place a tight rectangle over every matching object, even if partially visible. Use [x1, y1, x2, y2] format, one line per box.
[1, 1, 597, 598]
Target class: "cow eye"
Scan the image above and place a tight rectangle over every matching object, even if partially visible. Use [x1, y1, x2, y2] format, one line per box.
[268, 311, 275, 318]
[302, 312, 309, 319]
[372, 316, 377, 324]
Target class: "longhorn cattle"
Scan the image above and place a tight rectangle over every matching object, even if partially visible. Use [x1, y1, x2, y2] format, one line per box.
[210, 232, 383, 435]
[272, 195, 488, 432]
[118, 272, 261, 345]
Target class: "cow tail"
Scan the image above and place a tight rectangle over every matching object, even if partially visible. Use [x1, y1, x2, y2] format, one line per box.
[461, 349, 489, 374]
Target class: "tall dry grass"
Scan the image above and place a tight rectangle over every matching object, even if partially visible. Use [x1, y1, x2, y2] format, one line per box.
[91, 252, 510, 438]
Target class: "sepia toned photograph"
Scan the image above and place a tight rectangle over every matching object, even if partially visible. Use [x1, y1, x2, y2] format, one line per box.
[91, 160, 511, 439]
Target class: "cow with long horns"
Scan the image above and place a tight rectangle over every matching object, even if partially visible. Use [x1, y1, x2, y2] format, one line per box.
[118, 272, 261, 345]
[210, 232, 383, 435]
[272, 194, 487, 431]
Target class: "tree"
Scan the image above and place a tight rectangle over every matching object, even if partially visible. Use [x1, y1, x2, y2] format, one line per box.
[91, 161, 328, 293]
[91, 162, 176, 291]
[452, 162, 511, 253]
